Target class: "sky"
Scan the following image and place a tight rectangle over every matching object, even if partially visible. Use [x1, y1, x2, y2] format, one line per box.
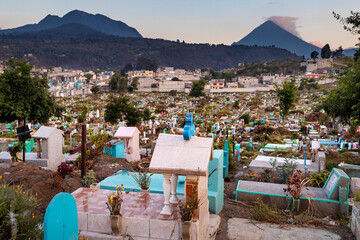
[0, 0, 359, 49]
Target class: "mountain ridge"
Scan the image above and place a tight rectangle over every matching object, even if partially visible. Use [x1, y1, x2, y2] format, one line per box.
[0, 24, 299, 70]
[0, 9, 142, 38]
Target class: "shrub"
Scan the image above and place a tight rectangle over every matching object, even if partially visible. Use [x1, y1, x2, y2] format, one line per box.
[270, 155, 297, 183]
[83, 170, 97, 187]
[283, 170, 311, 199]
[252, 199, 279, 222]
[0, 183, 42, 239]
[308, 170, 330, 188]
[57, 162, 72, 178]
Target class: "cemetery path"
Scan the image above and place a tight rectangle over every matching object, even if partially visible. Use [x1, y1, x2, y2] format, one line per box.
[227, 218, 347, 240]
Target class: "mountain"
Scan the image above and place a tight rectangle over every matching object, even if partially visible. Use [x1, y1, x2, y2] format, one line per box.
[233, 20, 320, 58]
[0, 25, 298, 70]
[0, 10, 142, 38]
[343, 48, 357, 57]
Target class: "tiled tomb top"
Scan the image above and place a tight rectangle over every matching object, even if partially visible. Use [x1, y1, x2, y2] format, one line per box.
[72, 188, 183, 220]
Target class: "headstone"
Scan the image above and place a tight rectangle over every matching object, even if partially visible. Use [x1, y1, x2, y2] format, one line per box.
[44, 193, 78, 240]
[324, 168, 350, 201]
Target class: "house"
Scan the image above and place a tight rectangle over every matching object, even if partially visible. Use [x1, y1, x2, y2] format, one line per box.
[211, 79, 225, 89]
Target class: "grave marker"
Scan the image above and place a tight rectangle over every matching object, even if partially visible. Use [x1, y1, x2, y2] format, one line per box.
[324, 168, 350, 200]
[44, 193, 78, 240]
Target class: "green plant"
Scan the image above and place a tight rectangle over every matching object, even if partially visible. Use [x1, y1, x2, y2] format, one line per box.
[337, 216, 349, 227]
[130, 169, 154, 190]
[106, 185, 124, 215]
[308, 170, 330, 188]
[82, 170, 97, 187]
[262, 168, 272, 182]
[354, 190, 360, 202]
[178, 185, 199, 222]
[9, 142, 24, 161]
[252, 199, 279, 222]
[270, 155, 298, 183]
[294, 212, 311, 224]
[0, 182, 42, 239]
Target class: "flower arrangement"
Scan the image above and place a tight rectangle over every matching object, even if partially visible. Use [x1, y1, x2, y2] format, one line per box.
[283, 170, 311, 199]
[106, 185, 124, 216]
[130, 169, 154, 190]
[178, 186, 199, 222]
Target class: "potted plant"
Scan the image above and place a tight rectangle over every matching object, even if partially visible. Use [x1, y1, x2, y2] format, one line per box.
[82, 170, 97, 188]
[179, 186, 199, 240]
[130, 169, 154, 192]
[9, 142, 24, 162]
[283, 170, 311, 212]
[106, 185, 124, 235]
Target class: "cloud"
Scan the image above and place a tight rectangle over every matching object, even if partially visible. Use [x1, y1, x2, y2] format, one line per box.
[310, 41, 323, 48]
[267, 16, 300, 38]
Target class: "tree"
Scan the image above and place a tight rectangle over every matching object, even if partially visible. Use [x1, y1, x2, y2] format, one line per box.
[275, 79, 297, 118]
[130, 77, 139, 91]
[169, 90, 177, 96]
[189, 79, 206, 97]
[323, 59, 360, 123]
[135, 57, 158, 71]
[321, 44, 331, 58]
[332, 46, 344, 58]
[85, 73, 93, 84]
[109, 73, 128, 93]
[0, 59, 59, 124]
[333, 11, 360, 60]
[104, 97, 142, 126]
[143, 108, 152, 121]
[77, 105, 88, 123]
[123, 63, 133, 73]
[311, 51, 319, 59]
[91, 86, 100, 94]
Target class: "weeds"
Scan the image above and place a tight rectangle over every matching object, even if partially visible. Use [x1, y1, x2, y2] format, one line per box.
[252, 199, 279, 223]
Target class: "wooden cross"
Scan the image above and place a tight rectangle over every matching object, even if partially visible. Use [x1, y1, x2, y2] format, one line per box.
[69, 124, 93, 178]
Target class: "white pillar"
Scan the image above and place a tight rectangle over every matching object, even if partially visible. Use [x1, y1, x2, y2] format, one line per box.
[161, 174, 172, 215]
[170, 174, 179, 204]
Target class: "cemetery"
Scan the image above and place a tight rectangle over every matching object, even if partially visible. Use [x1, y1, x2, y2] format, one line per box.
[0, 88, 359, 240]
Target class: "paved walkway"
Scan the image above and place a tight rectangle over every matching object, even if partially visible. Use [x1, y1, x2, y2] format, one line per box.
[227, 218, 341, 240]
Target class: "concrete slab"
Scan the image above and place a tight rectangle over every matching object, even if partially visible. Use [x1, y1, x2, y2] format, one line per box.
[227, 218, 341, 240]
[249, 155, 318, 173]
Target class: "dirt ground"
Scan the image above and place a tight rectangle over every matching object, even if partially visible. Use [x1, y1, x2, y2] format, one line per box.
[0, 154, 133, 216]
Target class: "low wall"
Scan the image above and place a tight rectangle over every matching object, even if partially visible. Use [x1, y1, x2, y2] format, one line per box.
[351, 202, 360, 240]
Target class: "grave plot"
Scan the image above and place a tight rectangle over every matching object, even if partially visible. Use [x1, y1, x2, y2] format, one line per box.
[249, 155, 318, 174]
[236, 168, 350, 217]
[0, 126, 65, 171]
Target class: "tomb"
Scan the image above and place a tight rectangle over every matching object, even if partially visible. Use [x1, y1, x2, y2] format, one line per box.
[0, 126, 64, 171]
[113, 127, 140, 162]
[71, 113, 220, 239]
[236, 168, 350, 217]
[32, 126, 65, 171]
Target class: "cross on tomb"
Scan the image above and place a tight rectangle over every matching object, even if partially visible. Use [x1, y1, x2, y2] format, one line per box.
[69, 124, 93, 178]
[16, 124, 33, 162]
